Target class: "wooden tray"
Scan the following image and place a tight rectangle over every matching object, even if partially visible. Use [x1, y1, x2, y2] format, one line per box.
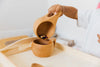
[1, 37, 100, 67]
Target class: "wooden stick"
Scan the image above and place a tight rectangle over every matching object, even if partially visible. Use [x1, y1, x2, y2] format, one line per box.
[1, 37, 34, 56]
[0, 35, 28, 49]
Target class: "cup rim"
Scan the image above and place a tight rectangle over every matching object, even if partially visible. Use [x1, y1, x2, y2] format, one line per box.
[33, 38, 52, 45]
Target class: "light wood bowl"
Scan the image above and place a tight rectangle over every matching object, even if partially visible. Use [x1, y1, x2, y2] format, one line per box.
[32, 38, 55, 57]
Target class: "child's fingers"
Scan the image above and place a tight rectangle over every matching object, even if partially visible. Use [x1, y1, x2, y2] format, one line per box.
[97, 34, 100, 39]
[56, 5, 61, 12]
[48, 8, 54, 13]
[56, 5, 63, 16]
[48, 5, 57, 14]
[48, 9, 55, 17]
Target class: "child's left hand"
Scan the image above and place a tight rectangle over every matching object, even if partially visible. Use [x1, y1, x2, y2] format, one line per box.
[97, 34, 100, 43]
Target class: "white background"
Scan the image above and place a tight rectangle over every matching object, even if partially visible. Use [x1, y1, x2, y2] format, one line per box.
[0, 0, 48, 38]
[48, 0, 98, 9]
[0, 0, 48, 31]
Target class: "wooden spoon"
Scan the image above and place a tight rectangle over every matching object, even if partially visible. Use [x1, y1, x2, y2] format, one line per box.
[0, 37, 37, 56]
[0, 35, 28, 49]
[33, 11, 62, 38]
[31, 63, 44, 67]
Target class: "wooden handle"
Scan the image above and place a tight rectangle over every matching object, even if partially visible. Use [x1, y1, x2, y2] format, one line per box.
[54, 11, 62, 17]
[31, 63, 44, 67]
[50, 38, 56, 47]
[0, 35, 28, 49]
[1, 37, 34, 56]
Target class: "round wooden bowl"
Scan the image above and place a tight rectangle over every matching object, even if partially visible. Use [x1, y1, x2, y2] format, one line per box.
[32, 38, 55, 57]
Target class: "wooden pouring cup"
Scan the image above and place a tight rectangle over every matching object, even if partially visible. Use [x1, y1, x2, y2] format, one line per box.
[33, 11, 62, 38]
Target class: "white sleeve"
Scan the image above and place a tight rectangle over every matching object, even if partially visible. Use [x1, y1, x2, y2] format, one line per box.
[77, 9, 94, 29]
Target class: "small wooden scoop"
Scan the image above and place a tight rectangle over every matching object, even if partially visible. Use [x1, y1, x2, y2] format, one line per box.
[0, 37, 35, 56]
[33, 11, 62, 38]
[0, 35, 28, 49]
[31, 63, 44, 67]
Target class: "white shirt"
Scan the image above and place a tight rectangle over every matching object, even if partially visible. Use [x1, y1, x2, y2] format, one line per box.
[78, 9, 100, 57]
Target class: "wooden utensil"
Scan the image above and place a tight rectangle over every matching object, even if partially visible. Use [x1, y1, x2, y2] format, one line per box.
[0, 37, 63, 56]
[33, 11, 62, 38]
[1, 37, 35, 56]
[32, 38, 56, 57]
[31, 63, 44, 67]
[0, 35, 28, 49]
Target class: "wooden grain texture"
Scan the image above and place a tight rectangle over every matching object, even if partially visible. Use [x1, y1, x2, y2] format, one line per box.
[6, 42, 100, 67]
[32, 38, 56, 57]
[0, 37, 36, 56]
[1, 39, 100, 67]
[31, 63, 44, 67]
[0, 35, 28, 49]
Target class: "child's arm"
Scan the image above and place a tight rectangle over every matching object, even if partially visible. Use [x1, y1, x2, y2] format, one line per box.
[48, 4, 78, 19]
[48, 4, 94, 29]
[63, 6, 78, 19]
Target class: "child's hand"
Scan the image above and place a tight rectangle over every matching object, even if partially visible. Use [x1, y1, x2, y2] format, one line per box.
[48, 4, 63, 16]
[97, 34, 100, 43]
[48, 4, 78, 19]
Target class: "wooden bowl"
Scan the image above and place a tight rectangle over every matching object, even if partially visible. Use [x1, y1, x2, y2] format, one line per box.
[32, 38, 55, 57]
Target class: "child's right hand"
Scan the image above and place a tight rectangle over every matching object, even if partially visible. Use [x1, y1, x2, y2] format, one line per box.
[48, 4, 63, 16]
[48, 4, 78, 19]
